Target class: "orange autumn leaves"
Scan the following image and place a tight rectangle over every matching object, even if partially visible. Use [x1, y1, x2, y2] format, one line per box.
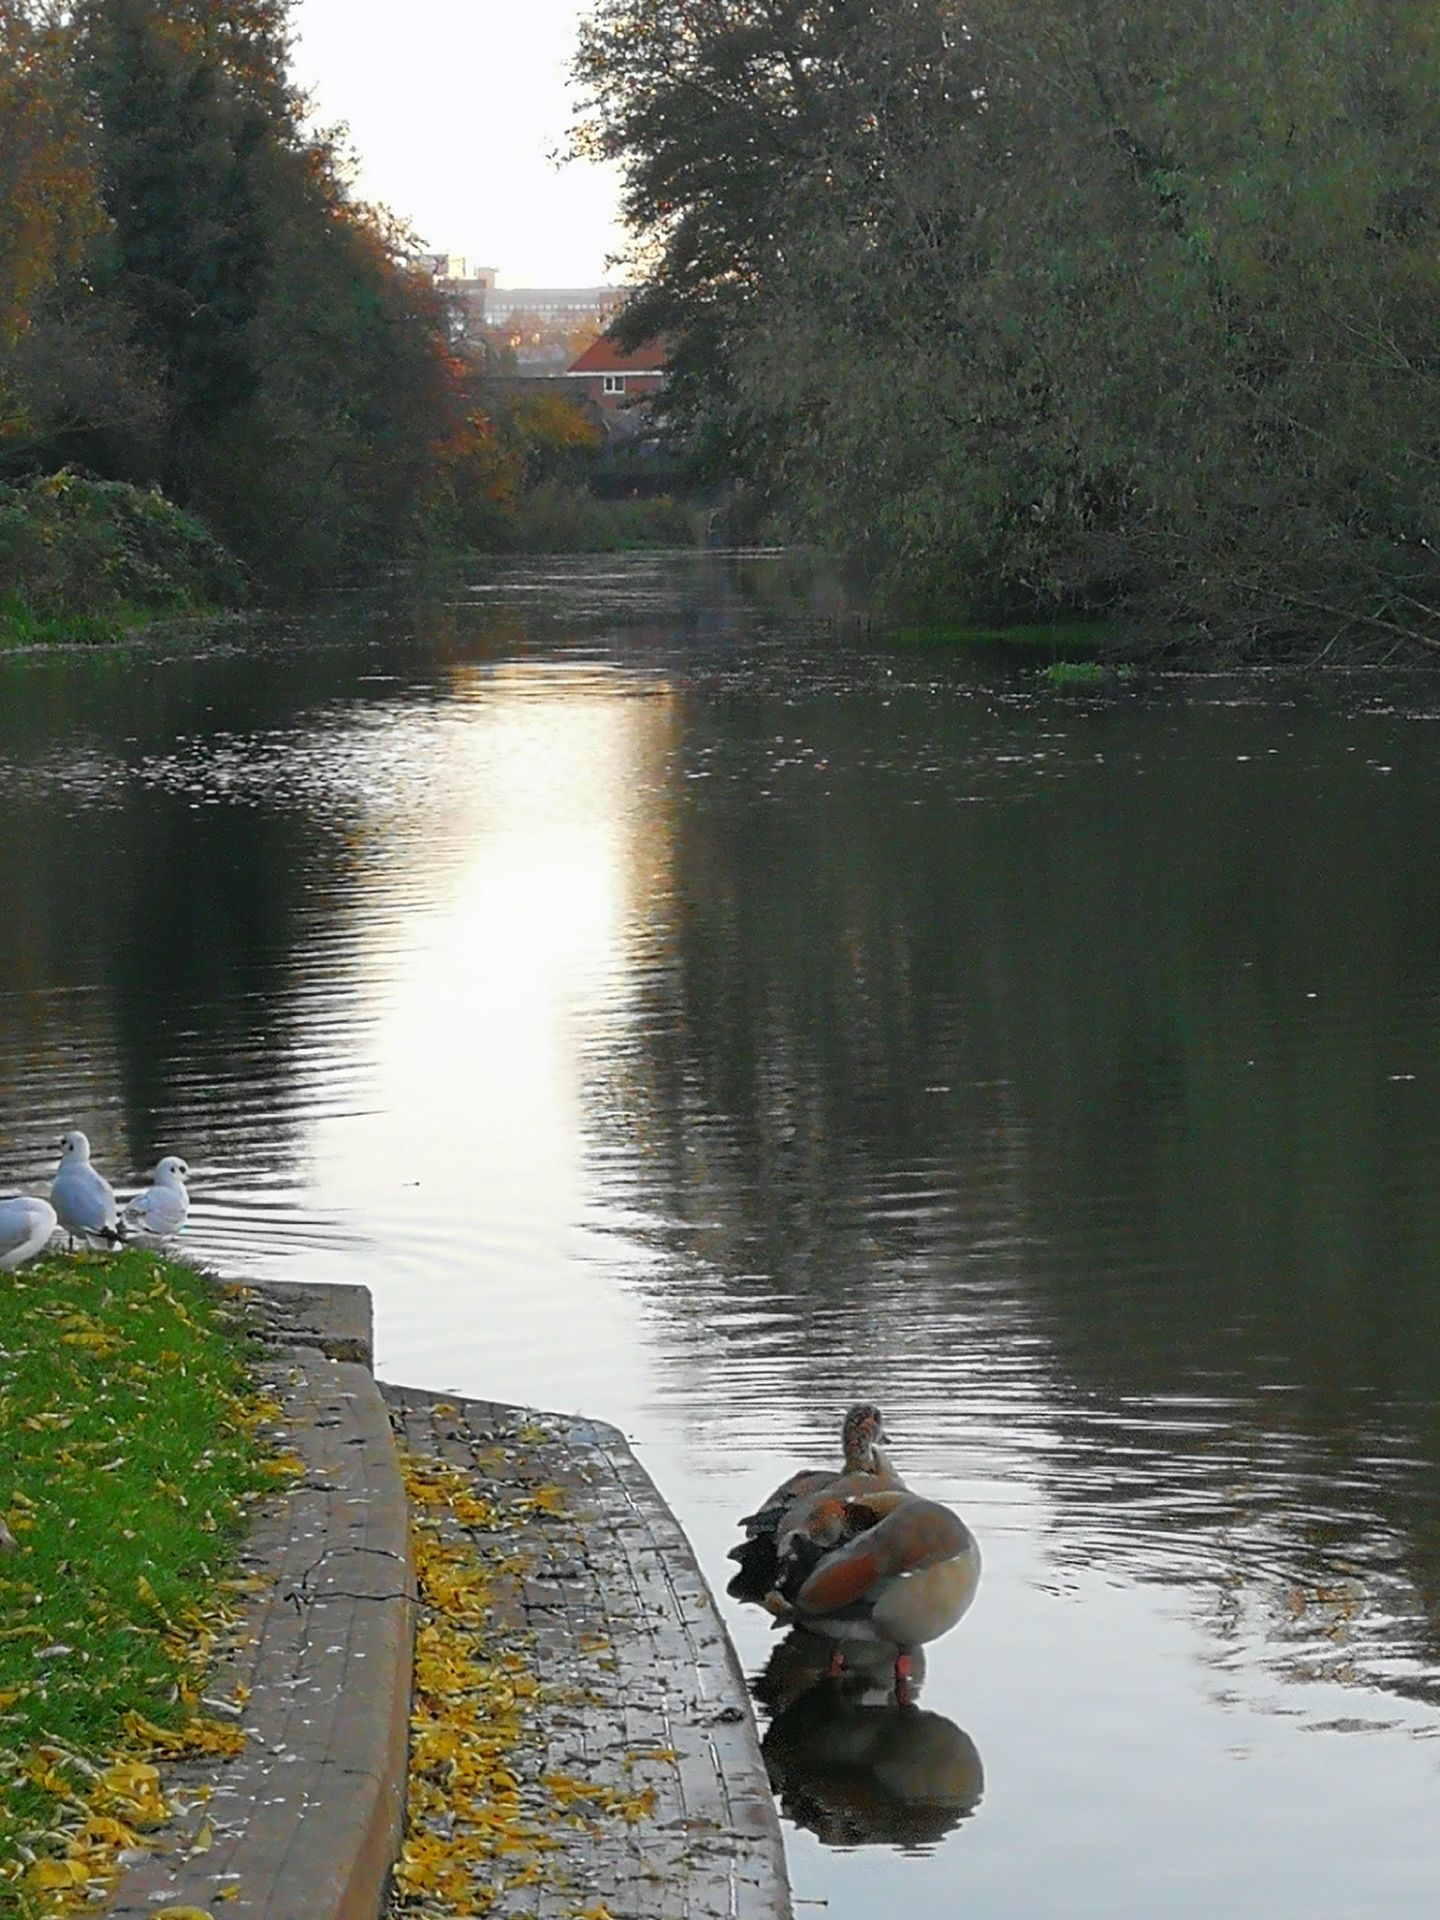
[0, 8, 96, 409]
[392, 1455, 656, 1920]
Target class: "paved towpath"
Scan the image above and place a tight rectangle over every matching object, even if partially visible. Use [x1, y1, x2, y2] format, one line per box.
[98, 1280, 790, 1920]
[385, 1385, 790, 1920]
[103, 1284, 413, 1920]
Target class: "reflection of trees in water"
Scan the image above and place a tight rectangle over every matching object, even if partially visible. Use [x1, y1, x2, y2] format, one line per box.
[0, 620, 424, 1182]
[755, 1632, 983, 1850]
[586, 676, 1440, 1705]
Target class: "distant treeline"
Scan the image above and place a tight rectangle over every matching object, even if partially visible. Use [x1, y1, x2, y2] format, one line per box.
[0, 0, 683, 618]
[577, 1, 1440, 658]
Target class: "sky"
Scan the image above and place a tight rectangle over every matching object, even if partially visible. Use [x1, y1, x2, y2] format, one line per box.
[290, 0, 629, 288]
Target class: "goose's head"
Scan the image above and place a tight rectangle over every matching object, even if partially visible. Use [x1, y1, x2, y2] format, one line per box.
[841, 1402, 888, 1472]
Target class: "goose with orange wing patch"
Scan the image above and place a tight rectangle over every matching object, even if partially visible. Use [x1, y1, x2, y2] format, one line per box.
[767, 1489, 980, 1702]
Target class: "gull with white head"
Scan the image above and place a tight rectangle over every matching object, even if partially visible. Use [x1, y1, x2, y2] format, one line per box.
[50, 1131, 123, 1250]
[122, 1156, 190, 1240]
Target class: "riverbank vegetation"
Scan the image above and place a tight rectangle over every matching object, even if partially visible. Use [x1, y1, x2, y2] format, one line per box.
[0, 2, 691, 644]
[437, 385, 695, 555]
[0, 1251, 274, 1916]
[576, 1, 1440, 661]
[0, 473, 246, 647]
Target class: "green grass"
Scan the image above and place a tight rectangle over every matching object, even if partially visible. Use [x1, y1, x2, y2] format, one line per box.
[508, 487, 698, 553]
[1043, 659, 1109, 687]
[0, 595, 156, 650]
[0, 1251, 275, 1915]
[447, 482, 700, 555]
[894, 617, 1113, 657]
[1041, 659, 1140, 690]
[0, 593, 245, 652]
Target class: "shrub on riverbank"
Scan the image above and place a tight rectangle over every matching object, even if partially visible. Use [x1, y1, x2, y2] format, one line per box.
[495, 483, 697, 554]
[437, 481, 697, 561]
[0, 1250, 274, 1914]
[0, 473, 246, 647]
[434, 384, 698, 556]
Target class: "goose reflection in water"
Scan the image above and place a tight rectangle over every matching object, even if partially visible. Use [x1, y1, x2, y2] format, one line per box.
[755, 1630, 984, 1850]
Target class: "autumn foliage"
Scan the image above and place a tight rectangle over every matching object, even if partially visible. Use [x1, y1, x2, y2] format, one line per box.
[0, 0, 488, 587]
[0, 8, 98, 383]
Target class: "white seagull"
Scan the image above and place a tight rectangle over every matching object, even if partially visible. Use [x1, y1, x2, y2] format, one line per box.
[50, 1131, 123, 1249]
[122, 1156, 190, 1239]
[0, 1196, 58, 1271]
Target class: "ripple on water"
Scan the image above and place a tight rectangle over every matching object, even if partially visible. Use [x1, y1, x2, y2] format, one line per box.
[3, 559, 1440, 1919]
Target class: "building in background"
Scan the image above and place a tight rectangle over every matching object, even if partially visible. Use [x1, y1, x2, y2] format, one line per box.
[420, 255, 497, 350]
[489, 286, 630, 370]
[562, 335, 667, 426]
[419, 256, 630, 369]
[485, 286, 628, 328]
[561, 334, 670, 479]
[563, 333, 674, 492]
[419, 254, 496, 288]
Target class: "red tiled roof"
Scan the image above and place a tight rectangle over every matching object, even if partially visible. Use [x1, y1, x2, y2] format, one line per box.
[566, 334, 668, 375]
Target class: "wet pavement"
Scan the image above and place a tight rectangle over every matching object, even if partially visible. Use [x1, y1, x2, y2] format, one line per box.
[99, 1280, 790, 1920]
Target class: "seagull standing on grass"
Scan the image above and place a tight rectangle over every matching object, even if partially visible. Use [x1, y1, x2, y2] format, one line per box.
[50, 1131, 123, 1249]
[122, 1156, 190, 1240]
[0, 1195, 58, 1271]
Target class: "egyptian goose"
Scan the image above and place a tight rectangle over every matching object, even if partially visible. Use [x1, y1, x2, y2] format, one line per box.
[767, 1489, 981, 1701]
[0, 1196, 58, 1272]
[50, 1132, 123, 1250]
[122, 1156, 191, 1239]
[728, 1402, 902, 1600]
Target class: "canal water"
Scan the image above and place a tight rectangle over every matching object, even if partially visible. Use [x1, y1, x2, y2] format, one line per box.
[2, 553, 1438, 1918]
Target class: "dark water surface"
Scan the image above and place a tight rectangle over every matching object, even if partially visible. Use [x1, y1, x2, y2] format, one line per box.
[3, 554, 1439, 1918]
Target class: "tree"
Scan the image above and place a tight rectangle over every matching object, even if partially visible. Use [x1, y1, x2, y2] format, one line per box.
[228, 178, 468, 576]
[573, 0, 970, 479]
[54, 0, 467, 579]
[0, 4, 102, 432]
[578, 0, 1440, 653]
[76, 0, 277, 471]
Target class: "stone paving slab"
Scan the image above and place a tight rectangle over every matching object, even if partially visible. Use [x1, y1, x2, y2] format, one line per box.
[250, 1279, 376, 1369]
[99, 1279, 789, 1920]
[103, 1320, 413, 1920]
[384, 1387, 792, 1920]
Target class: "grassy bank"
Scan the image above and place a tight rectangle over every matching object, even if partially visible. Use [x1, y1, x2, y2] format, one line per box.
[888, 616, 1138, 690]
[0, 474, 247, 650]
[0, 472, 700, 651]
[0, 1250, 276, 1917]
[0, 596, 237, 650]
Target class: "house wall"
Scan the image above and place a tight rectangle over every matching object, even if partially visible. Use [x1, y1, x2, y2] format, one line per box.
[571, 372, 666, 411]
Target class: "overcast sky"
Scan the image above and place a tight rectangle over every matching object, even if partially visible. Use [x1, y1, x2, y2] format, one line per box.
[291, 0, 629, 287]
